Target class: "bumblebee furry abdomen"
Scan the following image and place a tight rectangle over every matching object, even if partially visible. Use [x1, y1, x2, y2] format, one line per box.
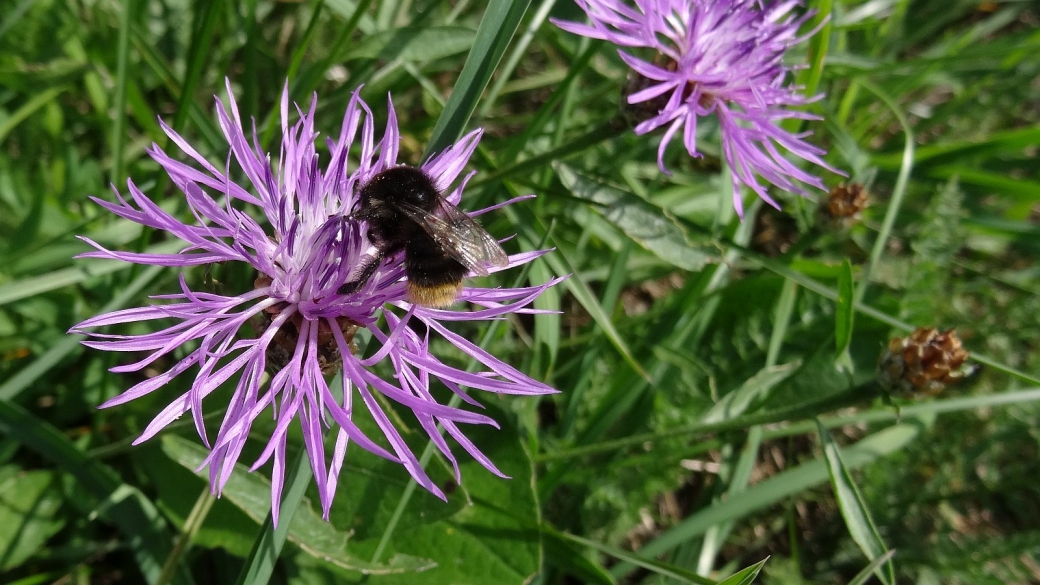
[404, 235, 467, 308]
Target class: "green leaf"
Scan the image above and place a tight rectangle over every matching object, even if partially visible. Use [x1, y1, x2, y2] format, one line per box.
[160, 435, 432, 575]
[816, 420, 896, 585]
[233, 443, 320, 585]
[302, 411, 542, 584]
[555, 163, 712, 271]
[702, 361, 802, 424]
[344, 26, 476, 62]
[0, 399, 192, 585]
[716, 558, 769, 585]
[0, 468, 65, 571]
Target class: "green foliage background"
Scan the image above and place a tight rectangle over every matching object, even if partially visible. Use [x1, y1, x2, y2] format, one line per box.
[1, 0, 1039, 583]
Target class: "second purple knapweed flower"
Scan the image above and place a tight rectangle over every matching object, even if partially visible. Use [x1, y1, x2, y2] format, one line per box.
[553, 0, 840, 215]
[71, 80, 560, 524]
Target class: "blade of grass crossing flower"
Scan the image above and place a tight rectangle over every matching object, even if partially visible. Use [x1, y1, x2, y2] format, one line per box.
[233, 444, 314, 585]
[171, 0, 224, 133]
[816, 420, 896, 585]
[161, 435, 432, 574]
[547, 230, 649, 381]
[497, 202, 648, 381]
[848, 550, 898, 585]
[0, 399, 192, 585]
[609, 423, 919, 579]
[600, 239, 632, 314]
[715, 557, 769, 585]
[131, 30, 224, 151]
[109, 0, 132, 186]
[853, 80, 914, 306]
[286, 1, 326, 84]
[479, 0, 557, 118]
[156, 489, 216, 585]
[423, 0, 532, 159]
[531, 252, 561, 378]
[0, 264, 165, 401]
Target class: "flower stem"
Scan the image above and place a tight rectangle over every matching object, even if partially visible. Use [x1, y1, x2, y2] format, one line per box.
[233, 445, 313, 585]
[156, 488, 216, 585]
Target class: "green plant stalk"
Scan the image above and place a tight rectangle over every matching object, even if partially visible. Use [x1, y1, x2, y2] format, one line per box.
[156, 489, 216, 585]
[232, 445, 314, 585]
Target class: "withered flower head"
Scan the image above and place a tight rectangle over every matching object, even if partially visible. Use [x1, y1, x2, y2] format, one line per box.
[821, 182, 869, 228]
[878, 327, 972, 397]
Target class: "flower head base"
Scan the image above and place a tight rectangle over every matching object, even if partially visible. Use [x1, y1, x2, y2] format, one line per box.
[553, 0, 842, 215]
[71, 80, 561, 524]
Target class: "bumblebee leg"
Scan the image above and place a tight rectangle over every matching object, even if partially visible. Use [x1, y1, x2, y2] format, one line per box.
[338, 254, 383, 295]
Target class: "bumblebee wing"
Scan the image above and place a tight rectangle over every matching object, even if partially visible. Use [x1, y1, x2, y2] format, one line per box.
[397, 200, 509, 277]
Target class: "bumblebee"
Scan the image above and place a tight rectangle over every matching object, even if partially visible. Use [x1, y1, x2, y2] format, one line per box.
[338, 165, 508, 307]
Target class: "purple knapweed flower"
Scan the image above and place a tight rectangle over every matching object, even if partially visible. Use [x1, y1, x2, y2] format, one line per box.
[553, 0, 842, 216]
[70, 80, 561, 524]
